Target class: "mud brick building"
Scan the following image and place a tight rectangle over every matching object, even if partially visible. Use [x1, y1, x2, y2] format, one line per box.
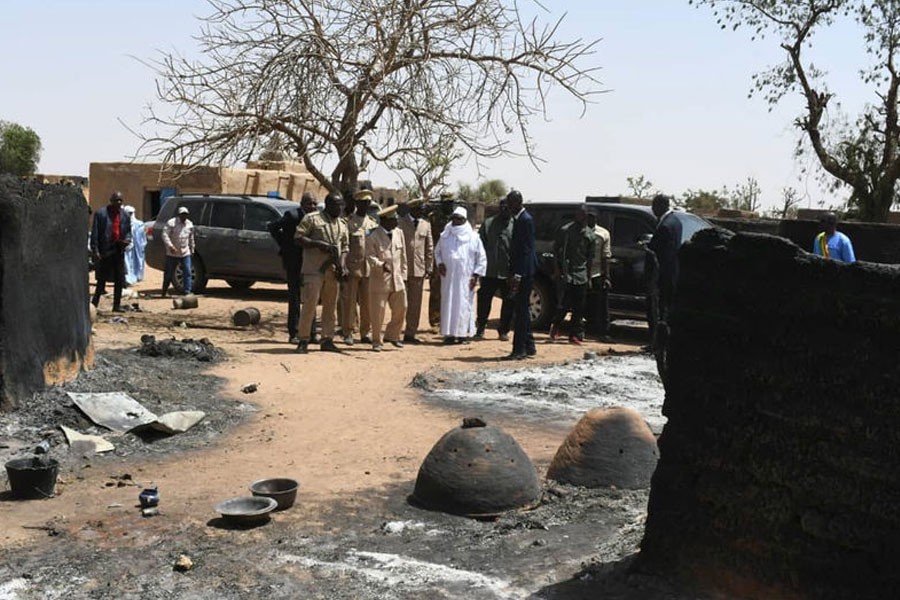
[639, 228, 900, 599]
[0, 177, 93, 410]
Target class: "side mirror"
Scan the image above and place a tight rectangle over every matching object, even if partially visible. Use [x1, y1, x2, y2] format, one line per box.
[638, 233, 653, 246]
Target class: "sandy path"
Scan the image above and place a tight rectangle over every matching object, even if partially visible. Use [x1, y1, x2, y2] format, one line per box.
[1, 269, 639, 547]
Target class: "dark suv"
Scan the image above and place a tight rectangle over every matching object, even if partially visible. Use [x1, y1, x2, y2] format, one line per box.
[525, 201, 711, 329]
[145, 194, 297, 293]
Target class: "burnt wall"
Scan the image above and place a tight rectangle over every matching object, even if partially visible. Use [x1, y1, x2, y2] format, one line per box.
[711, 217, 900, 264]
[638, 229, 900, 600]
[0, 176, 93, 411]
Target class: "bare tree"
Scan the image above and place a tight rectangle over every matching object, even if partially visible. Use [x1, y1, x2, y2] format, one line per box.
[692, 0, 900, 222]
[391, 122, 460, 201]
[138, 0, 602, 193]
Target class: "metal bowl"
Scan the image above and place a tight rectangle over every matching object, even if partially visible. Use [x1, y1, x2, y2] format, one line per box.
[249, 478, 299, 511]
[214, 496, 277, 525]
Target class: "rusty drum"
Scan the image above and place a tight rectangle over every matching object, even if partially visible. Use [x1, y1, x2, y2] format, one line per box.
[412, 418, 541, 517]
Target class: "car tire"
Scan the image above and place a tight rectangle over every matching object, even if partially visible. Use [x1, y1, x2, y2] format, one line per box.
[225, 279, 255, 290]
[173, 256, 208, 294]
[529, 277, 555, 331]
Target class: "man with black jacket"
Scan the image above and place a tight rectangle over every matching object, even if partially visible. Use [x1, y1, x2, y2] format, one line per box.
[505, 190, 538, 360]
[90, 191, 132, 312]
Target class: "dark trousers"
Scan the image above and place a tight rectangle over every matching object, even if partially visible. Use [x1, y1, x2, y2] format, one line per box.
[553, 282, 587, 339]
[512, 277, 536, 356]
[285, 260, 301, 338]
[590, 278, 610, 335]
[476, 277, 514, 334]
[93, 252, 126, 310]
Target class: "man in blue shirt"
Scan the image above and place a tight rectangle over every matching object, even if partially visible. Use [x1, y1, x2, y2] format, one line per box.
[813, 212, 856, 263]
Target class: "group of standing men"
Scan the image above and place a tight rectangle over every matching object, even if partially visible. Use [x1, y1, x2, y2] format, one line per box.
[267, 188, 540, 360]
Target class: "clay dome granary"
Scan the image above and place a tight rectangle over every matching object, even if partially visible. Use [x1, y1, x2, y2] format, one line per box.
[412, 417, 541, 517]
[547, 407, 658, 489]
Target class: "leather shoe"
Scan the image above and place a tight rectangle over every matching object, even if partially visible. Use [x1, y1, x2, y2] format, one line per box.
[343, 335, 354, 346]
[289, 335, 301, 345]
[320, 339, 340, 352]
[389, 340, 404, 349]
[403, 335, 421, 344]
[296, 341, 309, 354]
[498, 332, 510, 342]
[360, 335, 372, 344]
[501, 352, 527, 361]
[372, 344, 383, 352]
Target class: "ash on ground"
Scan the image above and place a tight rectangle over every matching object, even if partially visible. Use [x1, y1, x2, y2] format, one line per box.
[0, 480, 705, 599]
[413, 353, 666, 434]
[0, 340, 243, 473]
[0, 352, 705, 599]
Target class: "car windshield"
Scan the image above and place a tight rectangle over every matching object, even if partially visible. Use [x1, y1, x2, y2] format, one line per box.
[672, 212, 712, 245]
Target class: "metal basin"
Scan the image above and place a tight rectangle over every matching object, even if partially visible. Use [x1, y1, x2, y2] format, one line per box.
[249, 478, 299, 511]
[214, 496, 277, 525]
[412, 418, 541, 517]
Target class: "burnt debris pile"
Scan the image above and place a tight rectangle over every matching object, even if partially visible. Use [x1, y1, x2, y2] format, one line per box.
[138, 335, 225, 362]
[639, 228, 900, 600]
[0, 177, 93, 411]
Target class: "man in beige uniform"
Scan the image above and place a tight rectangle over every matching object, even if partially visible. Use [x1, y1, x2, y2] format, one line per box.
[587, 211, 613, 341]
[366, 205, 408, 352]
[397, 198, 433, 344]
[294, 192, 349, 353]
[342, 189, 379, 345]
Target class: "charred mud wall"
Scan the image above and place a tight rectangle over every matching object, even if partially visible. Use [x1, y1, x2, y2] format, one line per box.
[0, 177, 93, 411]
[711, 217, 900, 264]
[639, 229, 900, 600]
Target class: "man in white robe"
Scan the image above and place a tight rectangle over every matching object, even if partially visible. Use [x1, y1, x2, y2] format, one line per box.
[434, 206, 487, 343]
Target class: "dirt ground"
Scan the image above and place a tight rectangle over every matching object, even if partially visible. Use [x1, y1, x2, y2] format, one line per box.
[0, 269, 702, 599]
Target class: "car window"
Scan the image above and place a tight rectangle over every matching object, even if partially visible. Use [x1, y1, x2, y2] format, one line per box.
[531, 207, 578, 241]
[675, 212, 712, 244]
[244, 204, 278, 232]
[612, 215, 653, 246]
[209, 202, 242, 229]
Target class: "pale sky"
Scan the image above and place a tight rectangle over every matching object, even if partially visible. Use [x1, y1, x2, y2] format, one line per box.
[0, 1, 872, 211]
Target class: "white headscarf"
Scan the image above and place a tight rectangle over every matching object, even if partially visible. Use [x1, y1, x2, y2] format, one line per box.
[442, 206, 473, 243]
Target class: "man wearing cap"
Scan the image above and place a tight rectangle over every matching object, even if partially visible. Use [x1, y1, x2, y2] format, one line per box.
[813, 212, 856, 263]
[428, 193, 456, 330]
[397, 198, 433, 343]
[366, 205, 408, 351]
[161, 205, 196, 298]
[475, 197, 514, 340]
[295, 192, 349, 353]
[268, 192, 319, 343]
[90, 191, 133, 312]
[434, 206, 487, 343]
[342, 188, 379, 345]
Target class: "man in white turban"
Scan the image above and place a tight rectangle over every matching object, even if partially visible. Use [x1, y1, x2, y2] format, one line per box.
[434, 206, 487, 343]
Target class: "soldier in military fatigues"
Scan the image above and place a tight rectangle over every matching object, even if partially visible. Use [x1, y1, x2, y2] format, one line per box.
[342, 189, 379, 345]
[294, 192, 349, 353]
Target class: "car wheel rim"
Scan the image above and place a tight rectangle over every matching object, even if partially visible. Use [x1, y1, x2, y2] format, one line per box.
[529, 289, 542, 322]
